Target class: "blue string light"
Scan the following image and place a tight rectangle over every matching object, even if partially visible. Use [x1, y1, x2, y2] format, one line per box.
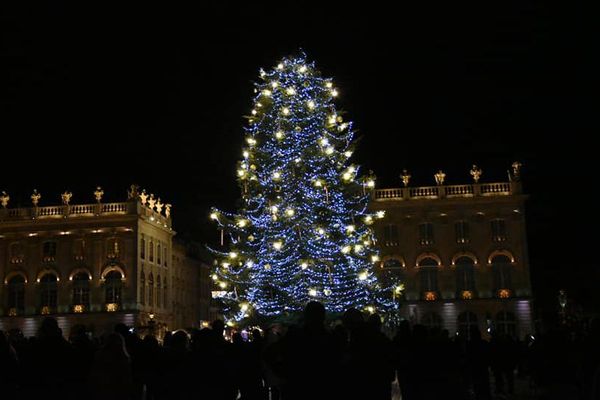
[210, 53, 399, 321]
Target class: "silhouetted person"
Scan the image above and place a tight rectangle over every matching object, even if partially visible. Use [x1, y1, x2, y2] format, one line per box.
[282, 301, 338, 400]
[0, 330, 19, 398]
[365, 314, 395, 399]
[466, 326, 491, 400]
[89, 333, 133, 400]
[69, 324, 97, 396]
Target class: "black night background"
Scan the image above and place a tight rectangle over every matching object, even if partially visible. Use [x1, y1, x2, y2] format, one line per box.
[1, 2, 594, 316]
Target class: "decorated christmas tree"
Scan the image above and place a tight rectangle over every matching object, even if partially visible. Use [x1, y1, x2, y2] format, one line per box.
[210, 53, 399, 321]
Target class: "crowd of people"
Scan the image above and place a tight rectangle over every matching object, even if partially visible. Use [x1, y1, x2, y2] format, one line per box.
[1, 301, 599, 400]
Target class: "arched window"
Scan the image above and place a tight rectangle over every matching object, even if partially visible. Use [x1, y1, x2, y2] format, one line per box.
[149, 241, 154, 263]
[418, 257, 439, 299]
[491, 255, 512, 296]
[421, 312, 443, 329]
[40, 273, 58, 309]
[495, 311, 517, 337]
[455, 256, 476, 298]
[457, 311, 478, 338]
[105, 271, 123, 304]
[157, 244, 161, 265]
[72, 272, 90, 308]
[7, 275, 25, 313]
[157, 275, 162, 308]
[148, 273, 154, 307]
[140, 237, 146, 259]
[163, 277, 168, 308]
[140, 271, 145, 305]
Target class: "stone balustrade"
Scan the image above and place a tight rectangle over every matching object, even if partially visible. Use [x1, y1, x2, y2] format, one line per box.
[373, 181, 518, 201]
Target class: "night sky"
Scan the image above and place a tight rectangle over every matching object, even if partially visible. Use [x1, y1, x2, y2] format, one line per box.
[1, 3, 594, 313]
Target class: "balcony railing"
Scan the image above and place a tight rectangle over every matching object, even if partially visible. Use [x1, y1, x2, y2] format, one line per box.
[373, 181, 516, 201]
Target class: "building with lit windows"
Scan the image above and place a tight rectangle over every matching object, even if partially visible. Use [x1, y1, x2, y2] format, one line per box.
[0, 186, 211, 337]
[371, 164, 533, 338]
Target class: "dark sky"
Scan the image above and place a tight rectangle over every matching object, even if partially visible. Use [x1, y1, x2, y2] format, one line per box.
[1, 2, 594, 312]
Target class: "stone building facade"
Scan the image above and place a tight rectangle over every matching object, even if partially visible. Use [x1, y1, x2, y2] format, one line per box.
[370, 164, 533, 338]
[0, 186, 211, 337]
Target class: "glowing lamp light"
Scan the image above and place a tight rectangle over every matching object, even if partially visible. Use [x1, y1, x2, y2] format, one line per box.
[395, 284, 404, 294]
[245, 260, 254, 268]
[221, 262, 230, 268]
[285, 208, 295, 217]
[275, 130, 284, 139]
[227, 321, 235, 327]
[242, 150, 249, 158]
[325, 146, 334, 155]
[240, 303, 249, 312]
[324, 289, 332, 296]
[229, 252, 238, 259]
[271, 205, 279, 214]
[237, 169, 246, 177]
[328, 115, 337, 124]
[314, 180, 323, 187]
[211, 274, 218, 281]
[331, 89, 339, 97]
[346, 225, 355, 233]
[317, 228, 325, 235]
[307, 100, 315, 109]
[320, 137, 329, 146]
[300, 262, 309, 270]
[344, 150, 353, 158]
[354, 244, 364, 253]
[273, 241, 283, 250]
[371, 255, 380, 263]
[282, 107, 290, 115]
[273, 171, 281, 180]
[247, 137, 257, 146]
[262, 89, 272, 97]
[366, 306, 375, 314]
[251, 109, 257, 115]
[366, 180, 375, 188]
[339, 123, 348, 131]
[210, 212, 218, 220]
[237, 219, 247, 228]
[309, 288, 318, 297]
[358, 271, 368, 281]
[342, 172, 352, 181]
[364, 215, 373, 224]
[341, 245, 351, 254]
[219, 281, 228, 289]
[286, 87, 296, 95]
[271, 81, 279, 88]
[277, 63, 284, 70]
[326, 82, 333, 88]
[299, 65, 307, 73]
[376, 210, 385, 219]
[294, 158, 301, 163]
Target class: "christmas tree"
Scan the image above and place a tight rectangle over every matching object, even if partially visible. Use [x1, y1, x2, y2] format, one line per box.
[210, 53, 399, 321]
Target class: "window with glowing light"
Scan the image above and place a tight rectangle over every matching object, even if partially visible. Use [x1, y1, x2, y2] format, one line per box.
[7, 275, 25, 314]
[418, 223, 434, 245]
[491, 255, 512, 295]
[105, 271, 122, 305]
[491, 219, 507, 242]
[383, 224, 399, 246]
[72, 272, 90, 309]
[418, 257, 439, 298]
[40, 273, 58, 309]
[455, 221, 470, 244]
[455, 256, 476, 298]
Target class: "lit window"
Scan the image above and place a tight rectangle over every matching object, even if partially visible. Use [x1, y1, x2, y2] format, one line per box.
[418, 223, 434, 245]
[491, 219, 507, 242]
[455, 221, 470, 244]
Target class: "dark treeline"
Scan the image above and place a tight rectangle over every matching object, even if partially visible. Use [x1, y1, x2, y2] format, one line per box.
[1, 302, 599, 400]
